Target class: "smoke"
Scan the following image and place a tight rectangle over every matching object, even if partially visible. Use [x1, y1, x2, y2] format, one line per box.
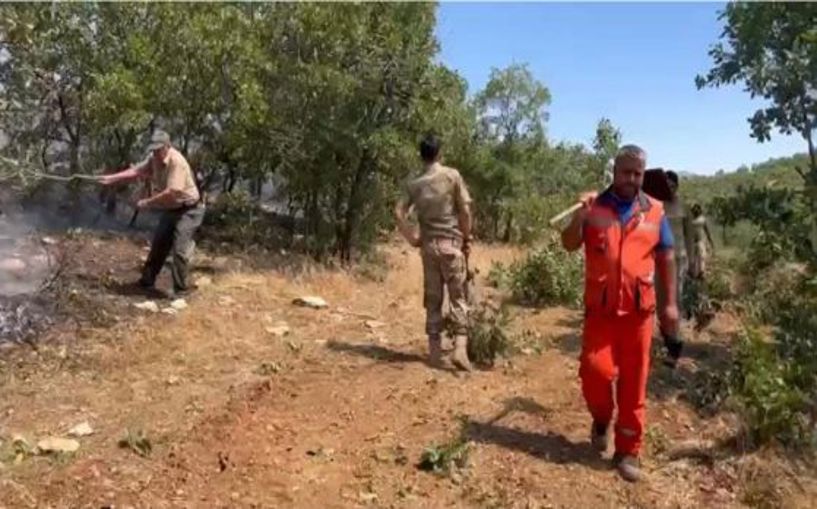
[0, 206, 55, 343]
[0, 210, 53, 297]
[0, 181, 156, 343]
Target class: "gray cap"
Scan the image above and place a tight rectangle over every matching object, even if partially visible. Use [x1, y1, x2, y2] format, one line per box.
[147, 130, 171, 151]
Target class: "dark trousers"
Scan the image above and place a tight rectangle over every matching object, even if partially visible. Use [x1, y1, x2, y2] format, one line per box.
[140, 205, 205, 292]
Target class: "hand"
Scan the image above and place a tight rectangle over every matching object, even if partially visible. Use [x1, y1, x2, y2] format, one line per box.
[98, 174, 116, 186]
[136, 198, 150, 210]
[402, 229, 421, 248]
[659, 303, 680, 336]
[462, 238, 472, 257]
[578, 191, 598, 208]
[576, 191, 598, 220]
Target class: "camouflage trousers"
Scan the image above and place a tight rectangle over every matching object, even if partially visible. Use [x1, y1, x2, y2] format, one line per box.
[421, 238, 469, 337]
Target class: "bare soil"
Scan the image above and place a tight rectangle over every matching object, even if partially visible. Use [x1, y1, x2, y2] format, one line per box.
[0, 233, 815, 509]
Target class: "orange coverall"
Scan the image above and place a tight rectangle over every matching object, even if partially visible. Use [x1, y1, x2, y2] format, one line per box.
[580, 190, 667, 456]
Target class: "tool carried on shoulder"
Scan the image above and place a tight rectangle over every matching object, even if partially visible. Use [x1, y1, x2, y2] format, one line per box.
[548, 168, 674, 228]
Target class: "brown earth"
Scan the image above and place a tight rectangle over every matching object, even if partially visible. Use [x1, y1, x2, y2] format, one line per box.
[0, 233, 815, 509]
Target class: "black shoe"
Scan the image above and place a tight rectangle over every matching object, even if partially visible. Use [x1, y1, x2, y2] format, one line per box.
[591, 421, 609, 452]
[173, 285, 197, 297]
[134, 280, 167, 299]
[137, 278, 155, 289]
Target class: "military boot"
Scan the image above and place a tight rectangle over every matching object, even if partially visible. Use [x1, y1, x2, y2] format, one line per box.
[451, 334, 472, 372]
[428, 334, 443, 368]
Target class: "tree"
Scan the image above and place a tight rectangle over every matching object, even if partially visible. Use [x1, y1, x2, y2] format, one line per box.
[473, 64, 551, 240]
[709, 195, 737, 245]
[592, 117, 621, 186]
[475, 63, 550, 145]
[593, 117, 621, 162]
[696, 3, 817, 180]
[0, 3, 108, 174]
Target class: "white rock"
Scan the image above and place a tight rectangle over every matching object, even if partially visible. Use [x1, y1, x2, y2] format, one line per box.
[37, 437, 80, 454]
[161, 307, 178, 315]
[68, 421, 94, 437]
[170, 298, 188, 311]
[292, 296, 328, 309]
[41, 236, 58, 246]
[364, 320, 386, 329]
[133, 301, 160, 313]
[11, 434, 30, 449]
[265, 324, 291, 337]
[195, 275, 212, 287]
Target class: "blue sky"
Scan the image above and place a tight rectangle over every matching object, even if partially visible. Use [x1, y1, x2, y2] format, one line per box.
[435, 2, 806, 175]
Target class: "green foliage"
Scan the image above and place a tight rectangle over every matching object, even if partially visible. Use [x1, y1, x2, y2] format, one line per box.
[486, 261, 510, 289]
[741, 263, 803, 324]
[592, 117, 621, 164]
[686, 179, 815, 272]
[772, 282, 817, 392]
[475, 63, 550, 143]
[418, 417, 470, 475]
[118, 429, 153, 458]
[726, 269, 817, 450]
[684, 155, 806, 206]
[686, 369, 732, 416]
[508, 238, 583, 307]
[0, 3, 460, 259]
[463, 304, 512, 368]
[0, 3, 615, 254]
[697, 3, 817, 176]
[705, 260, 735, 303]
[682, 277, 717, 331]
[688, 2, 817, 454]
[200, 191, 289, 250]
[730, 328, 814, 448]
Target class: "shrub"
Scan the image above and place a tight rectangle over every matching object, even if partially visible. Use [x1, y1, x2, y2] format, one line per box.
[463, 304, 512, 367]
[730, 327, 814, 448]
[507, 238, 582, 307]
[740, 262, 807, 325]
[418, 416, 470, 475]
[200, 191, 289, 250]
[485, 261, 510, 289]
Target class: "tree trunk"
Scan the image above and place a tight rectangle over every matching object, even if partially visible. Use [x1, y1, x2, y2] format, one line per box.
[251, 177, 263, 200]
[502, 212, 513, 243]
[338, 153, 371, 263]
[805, 113, 817, 178]
[224, 164, 238, 193]
[801, 116, 817, 249]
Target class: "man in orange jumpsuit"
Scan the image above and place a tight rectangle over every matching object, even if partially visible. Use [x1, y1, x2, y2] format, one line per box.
[561, 145, 679, 482]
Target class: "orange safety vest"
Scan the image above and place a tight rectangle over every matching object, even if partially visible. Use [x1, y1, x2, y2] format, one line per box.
[583, 190, 664, 316]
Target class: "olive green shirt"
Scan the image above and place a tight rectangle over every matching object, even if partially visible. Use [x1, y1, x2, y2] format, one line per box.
[405, 162, 472, 242]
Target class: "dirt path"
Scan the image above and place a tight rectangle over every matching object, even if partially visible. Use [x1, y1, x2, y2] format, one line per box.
[0, 239, 813, 508]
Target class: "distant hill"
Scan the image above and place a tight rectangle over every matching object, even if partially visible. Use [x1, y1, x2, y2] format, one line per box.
[681, 153, 809, 206]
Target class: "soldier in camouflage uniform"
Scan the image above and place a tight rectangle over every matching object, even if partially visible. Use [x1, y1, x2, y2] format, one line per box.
[395, 134, 474, 371]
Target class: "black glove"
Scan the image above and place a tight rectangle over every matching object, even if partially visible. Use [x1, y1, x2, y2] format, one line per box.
[662, 332, 684, 368]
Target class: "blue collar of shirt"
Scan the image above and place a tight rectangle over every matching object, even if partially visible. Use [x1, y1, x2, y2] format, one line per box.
[597, 188, 651, 224]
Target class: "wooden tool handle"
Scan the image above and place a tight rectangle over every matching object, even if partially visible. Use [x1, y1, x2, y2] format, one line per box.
[548, 202, 583, 227]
